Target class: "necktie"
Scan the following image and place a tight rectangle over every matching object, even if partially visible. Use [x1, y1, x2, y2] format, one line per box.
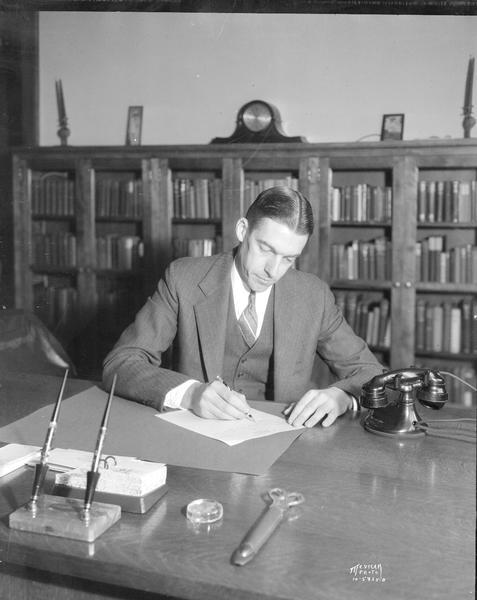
[238, 291, 258, 347]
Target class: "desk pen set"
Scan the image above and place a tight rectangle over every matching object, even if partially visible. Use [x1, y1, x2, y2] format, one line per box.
[9, 371, 121, 542]
[7, 370, 307, 560]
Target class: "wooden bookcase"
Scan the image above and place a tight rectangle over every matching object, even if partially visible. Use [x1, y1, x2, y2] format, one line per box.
[12, 141, 477, 404]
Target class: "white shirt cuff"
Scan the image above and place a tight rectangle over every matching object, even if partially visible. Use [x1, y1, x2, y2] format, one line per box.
[163, 379, 198, 410]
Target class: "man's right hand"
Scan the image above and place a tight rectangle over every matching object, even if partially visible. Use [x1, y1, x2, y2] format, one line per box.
[181, 379, 252, 420]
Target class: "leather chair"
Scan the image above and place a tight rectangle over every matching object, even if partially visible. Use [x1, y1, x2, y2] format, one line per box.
[0, 309, 76, 376]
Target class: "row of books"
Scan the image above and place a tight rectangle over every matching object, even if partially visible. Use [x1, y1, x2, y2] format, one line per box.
[33, 232, 77, 267]
[31, 174, 145, 219]
[27, 173, 477, 224]
[96, 235, 144, 270]
[95, 179, 144, 219]
[417, 179, 477, 223]
[330, 185, 393, 223]
[330, 237, 392, 281]
[416, 237, 477, 284]
[334, 292, 391, 348]
[173, 178, 222, 219]
[31, 173, 75, 216]
[243, 177, 299, 214]
[32, 232, 144, 270]
[172, 237, 221, 259]
[415, 298, 476, 355]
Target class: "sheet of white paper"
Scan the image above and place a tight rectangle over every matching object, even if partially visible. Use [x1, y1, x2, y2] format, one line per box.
[155, 407, 305, 446]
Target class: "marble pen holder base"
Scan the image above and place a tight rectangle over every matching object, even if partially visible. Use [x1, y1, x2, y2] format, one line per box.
[9, 494, 121, 542]
[53, 483, 168, 514]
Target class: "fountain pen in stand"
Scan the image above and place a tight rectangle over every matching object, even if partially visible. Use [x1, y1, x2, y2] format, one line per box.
[82, 374, 117, 524]
[29, 368, 69, 515]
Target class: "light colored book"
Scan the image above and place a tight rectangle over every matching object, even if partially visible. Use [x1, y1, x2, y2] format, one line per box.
[54, 453, 167, 497]
[432, 305, 444, 352]
[449, 306, 462, 354]
[0, 444, 40, 477]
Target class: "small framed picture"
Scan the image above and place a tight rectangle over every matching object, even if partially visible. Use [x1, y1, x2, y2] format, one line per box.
[125, 106, 143, 146]
[381, 114, 404, 141]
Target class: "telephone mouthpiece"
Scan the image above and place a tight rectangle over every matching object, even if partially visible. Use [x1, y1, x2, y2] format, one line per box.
[360, 385, 388, 409]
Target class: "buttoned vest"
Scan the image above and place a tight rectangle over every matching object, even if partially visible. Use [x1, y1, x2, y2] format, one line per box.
[222, 287, 274, 401]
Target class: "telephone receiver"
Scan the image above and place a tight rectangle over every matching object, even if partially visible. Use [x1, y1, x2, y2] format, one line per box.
[360, 367, 448, 437]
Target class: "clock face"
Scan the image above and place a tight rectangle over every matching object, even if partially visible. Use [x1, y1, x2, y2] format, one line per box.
[242, 102, 273, 132]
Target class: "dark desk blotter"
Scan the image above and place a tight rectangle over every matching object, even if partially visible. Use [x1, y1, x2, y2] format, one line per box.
[0, 386, 303, 475]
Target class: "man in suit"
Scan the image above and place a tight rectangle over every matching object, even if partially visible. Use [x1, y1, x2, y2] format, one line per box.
[103, 186, 383, 427]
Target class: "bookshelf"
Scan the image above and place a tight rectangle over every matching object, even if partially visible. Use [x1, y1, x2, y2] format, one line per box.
[171, 169, 223, 259]
[12, 141, 477, 404]
[413, 163, 477, 408]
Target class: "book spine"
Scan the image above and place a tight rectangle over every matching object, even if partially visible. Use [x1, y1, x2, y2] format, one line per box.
[426, 181, 436, 223]
[415, 298, 426, 352]
[378, 297, 390, 347]
[435, 181, 445, 222]
[432, 305, 443, 352]
[418, 181, 427, 222]
[472, 297, 477, 354]
[442, 301, 452, 353]
[449, 306, 462, 354]
[461, 298, 472, 354]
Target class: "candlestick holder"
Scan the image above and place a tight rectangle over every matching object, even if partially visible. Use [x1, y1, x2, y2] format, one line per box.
[462, 56, 475, 138]
[55, 79, 70, 146]
[57, 119, 71, 146]
[462, 112, 475, 138]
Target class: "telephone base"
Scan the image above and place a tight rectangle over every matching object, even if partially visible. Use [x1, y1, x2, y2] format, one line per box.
[363, 403, 426, 438]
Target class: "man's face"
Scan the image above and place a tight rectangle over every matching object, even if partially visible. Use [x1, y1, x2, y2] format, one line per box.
[235, 217, 309, 292]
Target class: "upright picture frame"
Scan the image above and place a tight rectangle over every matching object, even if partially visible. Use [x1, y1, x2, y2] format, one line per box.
[381, 114, 404, 141]
[125, 106, 143, 146]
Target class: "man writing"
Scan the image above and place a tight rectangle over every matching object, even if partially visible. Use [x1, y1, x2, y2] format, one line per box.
[103, 186, 383, 427]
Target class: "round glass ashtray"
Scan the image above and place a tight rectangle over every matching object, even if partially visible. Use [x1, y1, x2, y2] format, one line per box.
[186, 498, 223, 524]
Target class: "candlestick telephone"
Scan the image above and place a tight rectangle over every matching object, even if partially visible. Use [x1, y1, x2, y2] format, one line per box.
[360, 367, 448, 437]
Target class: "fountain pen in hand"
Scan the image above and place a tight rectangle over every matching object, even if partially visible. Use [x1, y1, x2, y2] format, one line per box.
[180, 376, 256, 421]
[216, 376, 256, 422]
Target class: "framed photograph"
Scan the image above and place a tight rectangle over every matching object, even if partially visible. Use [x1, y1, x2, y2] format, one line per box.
[125, 106, 143, 145]
[381, 114, 404, 141]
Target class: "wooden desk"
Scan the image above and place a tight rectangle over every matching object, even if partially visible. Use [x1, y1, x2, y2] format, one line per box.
[0, 373, 475, 600]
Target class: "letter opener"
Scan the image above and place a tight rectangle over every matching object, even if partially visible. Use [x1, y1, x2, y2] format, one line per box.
[231, 487, 305, 566]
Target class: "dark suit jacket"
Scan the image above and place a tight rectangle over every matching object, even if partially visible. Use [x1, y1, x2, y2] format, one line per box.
[103, 251, 383, 409]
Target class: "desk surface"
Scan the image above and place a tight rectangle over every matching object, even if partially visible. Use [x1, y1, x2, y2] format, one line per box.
[0, 373, 475, 600]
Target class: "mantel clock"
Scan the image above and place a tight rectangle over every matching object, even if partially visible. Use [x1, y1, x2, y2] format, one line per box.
[211, 100, 307, 143]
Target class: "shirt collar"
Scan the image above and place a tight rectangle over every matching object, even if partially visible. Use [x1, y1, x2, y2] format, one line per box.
[231, 260, 273, 320]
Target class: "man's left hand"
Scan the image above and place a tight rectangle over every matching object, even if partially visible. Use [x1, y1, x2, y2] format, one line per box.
[284, 387, 352, 428]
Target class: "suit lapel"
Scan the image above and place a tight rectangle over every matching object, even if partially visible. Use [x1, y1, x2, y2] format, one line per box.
[194, 253, 233, 382]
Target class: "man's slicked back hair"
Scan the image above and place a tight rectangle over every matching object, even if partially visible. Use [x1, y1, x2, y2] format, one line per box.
[245, 186, 314, 236]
